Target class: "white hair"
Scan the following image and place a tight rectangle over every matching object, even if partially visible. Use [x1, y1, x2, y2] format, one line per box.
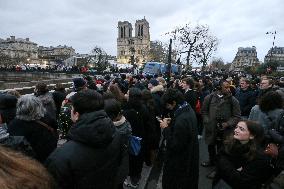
[16, 94, 46, 121]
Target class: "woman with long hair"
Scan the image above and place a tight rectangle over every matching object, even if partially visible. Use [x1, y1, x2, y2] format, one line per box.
[141, 89, 160, 166]
[123, 88, 149, 188]
[107, 84, 126, 104]
[213, 120, 274, 189]
[0, 145, 56, 189]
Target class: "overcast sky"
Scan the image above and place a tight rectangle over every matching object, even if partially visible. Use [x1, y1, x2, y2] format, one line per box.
[0, 0, 283, 64]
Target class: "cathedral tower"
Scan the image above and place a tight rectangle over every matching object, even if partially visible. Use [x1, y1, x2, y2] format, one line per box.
[117, 18, 150, 65]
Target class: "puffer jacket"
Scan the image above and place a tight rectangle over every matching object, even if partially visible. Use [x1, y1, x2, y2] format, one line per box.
[0, 125, 34, 157]
[46, 110, 122, 189]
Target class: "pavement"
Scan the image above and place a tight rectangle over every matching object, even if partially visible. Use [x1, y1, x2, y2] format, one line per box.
[58, 137, 214, 189]
[124, 137, 214, 189]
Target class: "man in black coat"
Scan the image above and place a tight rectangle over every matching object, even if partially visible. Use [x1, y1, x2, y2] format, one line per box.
[160, 88, 199, 189]
[181, 77, 198, 111]
[235, 78, 257, 118]
[46, 90, 122, 189]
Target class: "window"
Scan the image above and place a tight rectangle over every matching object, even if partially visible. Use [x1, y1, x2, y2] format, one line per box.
[120, 27, 123, 38]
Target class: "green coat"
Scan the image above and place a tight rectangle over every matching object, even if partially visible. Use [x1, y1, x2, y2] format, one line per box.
[201, 92, 241, 144]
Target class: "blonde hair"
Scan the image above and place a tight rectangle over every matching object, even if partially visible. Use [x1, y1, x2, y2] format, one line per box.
[0, 146, 55, 189]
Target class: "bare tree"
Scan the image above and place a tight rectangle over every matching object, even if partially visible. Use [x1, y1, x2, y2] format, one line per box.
[210, 57, 225, 71]
[148, 40, 167, 62]
[91, 46, 109, 71]
[195, 35, 219, 70]
[167, 23, 210, 70]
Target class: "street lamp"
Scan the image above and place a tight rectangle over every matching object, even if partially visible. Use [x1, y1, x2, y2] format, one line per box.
[266, 30, 277, 63]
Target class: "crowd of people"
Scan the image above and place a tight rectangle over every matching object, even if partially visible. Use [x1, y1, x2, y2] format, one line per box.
[0, 71, 284, 189]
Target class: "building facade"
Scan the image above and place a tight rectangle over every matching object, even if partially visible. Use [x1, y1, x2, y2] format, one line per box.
[264, 46, 284, 65]
[230, 46, 260, 72]
[117, 18, 150, 65]
[0, 36, 76, 66]
[38, 45, 76, 64]
[0, 36, 38, 62]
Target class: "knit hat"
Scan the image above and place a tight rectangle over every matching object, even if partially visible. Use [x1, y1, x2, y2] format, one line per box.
[72, 78, 86, 91]
[149, 79, 159, 86]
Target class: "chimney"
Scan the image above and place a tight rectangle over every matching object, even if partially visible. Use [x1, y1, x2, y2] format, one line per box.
[26, 38, 29, 42]
[10, 36, 15, 41]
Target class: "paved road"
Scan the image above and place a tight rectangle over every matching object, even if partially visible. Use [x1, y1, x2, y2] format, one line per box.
[59, 137, 214, 189]
[124, 137, 214, 189]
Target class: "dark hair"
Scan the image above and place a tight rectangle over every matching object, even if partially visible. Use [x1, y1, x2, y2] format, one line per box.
[162, 88, 184, 105]
[108, 84, 125, 103]
[35, 82, 49, 96]
[71, 89, 104, 115]
[104, 99, 122, 120]
[225, 120, 264, 161]
[182, 77, 194, 89]
[120, 74, 126, 80]
[141, 89, 155, 113]
[128, 87, 142, 109]
[259, 91, 283, 112]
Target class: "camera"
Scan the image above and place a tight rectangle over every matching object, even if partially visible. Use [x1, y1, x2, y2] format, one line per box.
[216, 117, 225, 141]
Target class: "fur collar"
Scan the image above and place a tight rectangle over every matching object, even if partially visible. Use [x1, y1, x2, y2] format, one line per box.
[113, 116, 126, 127]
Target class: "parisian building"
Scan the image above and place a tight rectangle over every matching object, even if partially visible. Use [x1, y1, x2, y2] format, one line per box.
[117, 18, 150, 65]
[0, 36, 38, 63]
[38, 45, 76, 64]
[264, 46, 284, 65]
[230, 46, 260, 72]
[0, 35, 75, 65]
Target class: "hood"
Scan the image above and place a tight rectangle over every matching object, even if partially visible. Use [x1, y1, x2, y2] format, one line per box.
[67, 110, 116, 148]
[113, 116, 126, 127]
[151, 85, 164, 93]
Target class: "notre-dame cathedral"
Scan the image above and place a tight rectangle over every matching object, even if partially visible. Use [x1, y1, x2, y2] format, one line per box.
[117, 18, 150, 65]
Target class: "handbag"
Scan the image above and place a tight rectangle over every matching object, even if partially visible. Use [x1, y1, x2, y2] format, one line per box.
[129, 135, 142, 156]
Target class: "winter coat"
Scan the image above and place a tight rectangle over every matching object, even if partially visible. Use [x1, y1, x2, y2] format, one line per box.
[122, 102, 149, 179]
[214, 141, 274, 189]
[162, 104, 199, 189]
[235, 88, 257, 117]
[8, 118, 58, 163]
[249, 105, 283, 131]
[45, 110, 122, 189]
[113, 116, 131, 186]
[0, 125, 34, 157]
[151, 85, 164, 117]
[202, 92, 241, 144]
[184, 89, 198, 110]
